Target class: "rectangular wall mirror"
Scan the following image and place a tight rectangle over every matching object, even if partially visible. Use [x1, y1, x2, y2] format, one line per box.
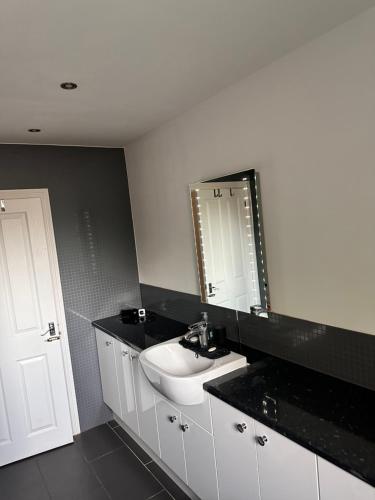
[190, 170, 269, 314]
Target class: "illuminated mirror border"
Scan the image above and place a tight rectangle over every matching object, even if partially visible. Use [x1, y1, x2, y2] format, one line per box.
[190, 168, 270, 312]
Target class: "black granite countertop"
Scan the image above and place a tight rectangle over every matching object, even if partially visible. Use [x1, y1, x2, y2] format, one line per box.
[92, 313, 188, 352]
[204, 358, 375, 487]
[93, 313, 375, 488]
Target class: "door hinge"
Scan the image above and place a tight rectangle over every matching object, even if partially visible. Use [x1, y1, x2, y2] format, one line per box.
[0, 200, 5, 212]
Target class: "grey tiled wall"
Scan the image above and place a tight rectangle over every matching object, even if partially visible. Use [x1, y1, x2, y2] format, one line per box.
[0, 145, 141, 431]
[141, 283, 375, 392]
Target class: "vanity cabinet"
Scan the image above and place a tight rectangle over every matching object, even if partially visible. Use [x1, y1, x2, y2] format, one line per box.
[156, 397, 218, 500]
[155, 399, 187, 482]
[211, 396, 260, 500]
[175, 395, 212, 434]
[96, 330, 375, 500]
[96, 329, 122, 417]
[318, 458, 375, 500]
[115, 341, 139, 436]
[96, 328, 160, 456]
[255, 421, 319, 500]
[182, 415, 218, 500]
[132, 351, 161, 456]
[210, 395, 319, 500]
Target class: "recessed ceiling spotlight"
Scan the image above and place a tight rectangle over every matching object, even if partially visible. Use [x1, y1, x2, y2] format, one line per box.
[60, 82, 78, 90]
[28, 128, 41, 133]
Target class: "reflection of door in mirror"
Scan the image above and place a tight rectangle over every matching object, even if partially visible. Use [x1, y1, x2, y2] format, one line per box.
[191, 180, 261, 313]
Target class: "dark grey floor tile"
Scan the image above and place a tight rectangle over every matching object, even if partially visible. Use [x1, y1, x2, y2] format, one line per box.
[147, 462, 192, 500]
[113, 425, 152, 464]
[148, 490, 173, 500]
[36, 443, 103, 499]
[107, 419, 119, 429]
[75, 423, 123, 462]
[92, 446, 163, 500]
[77, 484, 111, 500]
[0, 457, 50, 500]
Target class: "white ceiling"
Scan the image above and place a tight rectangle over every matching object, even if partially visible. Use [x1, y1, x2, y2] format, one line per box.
[0, 0, 374, 147]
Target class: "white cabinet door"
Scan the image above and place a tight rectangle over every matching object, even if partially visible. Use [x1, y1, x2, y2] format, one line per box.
[182, 416, 218, 500]
[132, 353, 160, 456]
[255, 422, 319, 500]
[210, 396, 260, 500]
[115, 343, 139, 436]
[318, 457, 375, 500]
[176, 394, 212, 433]
[95, 329, 121, 417]
[156, 398, 187, 482]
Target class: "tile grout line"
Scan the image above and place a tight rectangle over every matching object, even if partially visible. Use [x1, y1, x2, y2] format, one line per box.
[73, 428, 118, 499]
[86, 459, 113, 500]
[110, 426, 178, 499]
[111, 425, 152, 464]
[144, 464, 178, 500]
[79, 425, 168, 499]
[88, 444, 125, 464]
[146, 487, 168, 500]
[108, 425, 190, 500]
[34, 458, 53, 500]
[106, 421, 120, 430]
[80, 424, 191, 500]
[71, 436, 115, 499]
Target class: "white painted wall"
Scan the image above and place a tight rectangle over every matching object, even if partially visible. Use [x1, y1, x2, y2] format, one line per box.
[125, 8, 375, 335]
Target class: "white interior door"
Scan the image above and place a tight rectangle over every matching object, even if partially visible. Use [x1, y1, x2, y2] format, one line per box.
[0, 191, 74, 466]
[198, 182, 260, 312]
[199, 188, 230, 307]
[222, 186, 261, 311]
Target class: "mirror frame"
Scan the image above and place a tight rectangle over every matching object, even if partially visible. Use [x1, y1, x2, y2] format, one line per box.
[190, 169, 270, 312]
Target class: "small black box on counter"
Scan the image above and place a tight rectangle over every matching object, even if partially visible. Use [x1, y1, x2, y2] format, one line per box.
[120, 308, 153, 324]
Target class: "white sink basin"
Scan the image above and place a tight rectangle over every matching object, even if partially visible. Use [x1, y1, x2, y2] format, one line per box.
[139, 337, 247, 405]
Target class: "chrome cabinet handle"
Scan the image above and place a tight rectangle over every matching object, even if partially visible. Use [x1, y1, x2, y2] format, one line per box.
[236, 423, 247, 433]
[168, 416, 177, 423]
[130, 353, 138, 360]
[122, 351, 129, 356]
[105, 341, 112, 346]
[257, 435, 268, 446]
[180, 424, 189, 432]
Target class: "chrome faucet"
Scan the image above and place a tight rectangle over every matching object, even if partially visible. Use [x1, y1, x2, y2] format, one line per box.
[185, 312, 209, 349]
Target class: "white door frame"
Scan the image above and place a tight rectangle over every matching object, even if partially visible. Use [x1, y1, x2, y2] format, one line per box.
[0, 188, 80, 435]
